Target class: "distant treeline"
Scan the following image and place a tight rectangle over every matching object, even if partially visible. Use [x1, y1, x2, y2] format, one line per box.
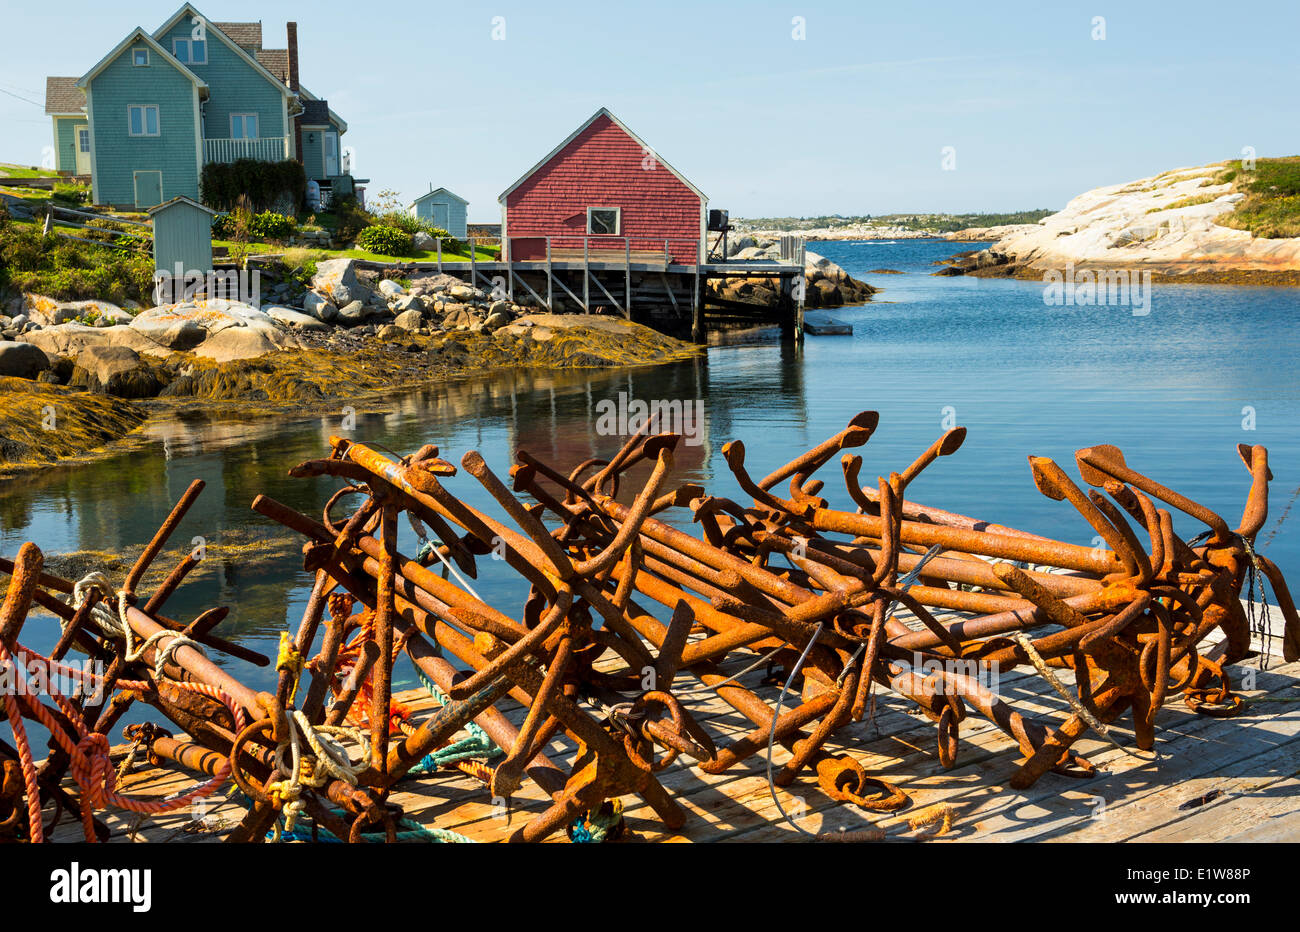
[736, 210, 1056, 233]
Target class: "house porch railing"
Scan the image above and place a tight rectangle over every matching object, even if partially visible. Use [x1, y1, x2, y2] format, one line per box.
[202, 136, 290, 165]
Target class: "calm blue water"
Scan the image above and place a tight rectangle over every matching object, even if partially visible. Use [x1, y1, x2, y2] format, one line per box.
[2, 238, 1298, 713]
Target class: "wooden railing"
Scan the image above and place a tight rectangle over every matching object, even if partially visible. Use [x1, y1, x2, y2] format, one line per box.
[505, 235, 702, 266]
[202, 136, 289, 164]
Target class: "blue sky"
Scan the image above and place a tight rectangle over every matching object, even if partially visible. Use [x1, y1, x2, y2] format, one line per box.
[2, 0, 1296, 220]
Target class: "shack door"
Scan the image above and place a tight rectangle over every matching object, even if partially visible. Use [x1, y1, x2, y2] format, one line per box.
[432, 203, 449, 230]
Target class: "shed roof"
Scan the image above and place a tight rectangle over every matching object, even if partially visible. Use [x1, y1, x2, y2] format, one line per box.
[411, 187, 468, 206]
[45, 76, 85, 114]
[147, 194, 217, 216]
[498, 107, 706, 204]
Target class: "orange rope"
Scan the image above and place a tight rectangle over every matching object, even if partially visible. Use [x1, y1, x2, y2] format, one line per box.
[0, 641, 246, 842]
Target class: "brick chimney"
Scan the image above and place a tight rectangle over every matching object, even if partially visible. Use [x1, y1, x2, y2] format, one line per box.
[287, 22, 303, 164]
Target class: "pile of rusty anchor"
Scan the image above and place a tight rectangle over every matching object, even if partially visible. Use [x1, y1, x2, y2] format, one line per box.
[0, 480, 269, 844]
[3, 412, 1298, 844]
[241, 412, 1299, 841]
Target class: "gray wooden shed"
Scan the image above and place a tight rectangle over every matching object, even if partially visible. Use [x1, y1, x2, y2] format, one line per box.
[149, 195, 216, 279]
[409, 186, 468, 238]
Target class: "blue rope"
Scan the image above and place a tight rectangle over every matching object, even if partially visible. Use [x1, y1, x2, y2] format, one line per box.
[404, 667, 503, 776]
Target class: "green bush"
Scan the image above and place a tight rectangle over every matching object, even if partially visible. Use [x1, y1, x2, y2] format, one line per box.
[212, 210, 297, 241]
[355, 225, 413, 257]
[330, 196, 373, 243]
[52, 182, 90, 206]
[0, 214, 154, 304]
[200, 159, 306, 213]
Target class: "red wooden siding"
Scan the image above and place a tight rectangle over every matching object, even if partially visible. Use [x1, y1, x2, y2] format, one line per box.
[504, 114, 704, 264]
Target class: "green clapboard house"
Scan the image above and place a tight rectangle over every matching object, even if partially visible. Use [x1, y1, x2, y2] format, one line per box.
[44, 3, 350, 210]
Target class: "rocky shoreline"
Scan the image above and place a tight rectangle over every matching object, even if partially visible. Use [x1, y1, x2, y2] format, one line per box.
[938, 162, 1300, 284]
[706, 233, 878, 307]
[0, 257, 702, 471]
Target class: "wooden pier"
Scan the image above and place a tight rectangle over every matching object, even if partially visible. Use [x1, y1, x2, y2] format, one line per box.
[61, 605, 1300, 844]
[350, 233, 808, 342]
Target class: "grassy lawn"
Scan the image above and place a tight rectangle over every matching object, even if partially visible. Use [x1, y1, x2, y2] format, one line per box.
[1216, 157, 1300, 238]
[0, 163, 61, 179]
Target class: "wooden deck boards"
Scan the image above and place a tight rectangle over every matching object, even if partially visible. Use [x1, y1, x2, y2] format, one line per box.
[50, 610, 1300, 844]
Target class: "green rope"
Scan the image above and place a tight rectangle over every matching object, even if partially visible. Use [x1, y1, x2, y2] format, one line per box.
[404, 667, 503, 776]
[568, 799, 625, 844]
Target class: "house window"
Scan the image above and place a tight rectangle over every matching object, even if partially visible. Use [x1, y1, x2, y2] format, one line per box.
[230, 113, 259, 139]
[78, 128, 90, 153]
[172, 37, 207, 64]
[132, 48, 149, 66]
[128, 105, 160, 137]
[587, 207, 620, 236]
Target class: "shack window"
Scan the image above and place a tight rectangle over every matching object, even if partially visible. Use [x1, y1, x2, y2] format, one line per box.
[587, 207, 620, 236]
[78, 128, 90, 153]
[132, 48, 150, 66]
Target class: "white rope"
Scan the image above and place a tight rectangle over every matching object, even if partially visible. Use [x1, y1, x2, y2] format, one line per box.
[71, 572, 207, 677]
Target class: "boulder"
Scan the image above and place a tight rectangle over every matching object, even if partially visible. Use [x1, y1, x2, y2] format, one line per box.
[267, 306, 330, 332]
[72, 344, 163, 398]
[377, 279, 406, 298]
[448, 284, 480, 302]
[412, 231, 437, 251]
[0, 341, 50, 380]
[337, 300, 367, 324]
[481, 311, 511, 333]
[127, 309, 207, 351]
[311, 258, 371, 306]
[392, 294, 423, 314]
[192, 327, 281, 363]
[393, 309, 424, 331]
[487, 300, 512, 317]
[376, 324, 404, 340]
[408, 273, 465, 296]
[303, 292, 338, 322]
[23, 295, 134, 327]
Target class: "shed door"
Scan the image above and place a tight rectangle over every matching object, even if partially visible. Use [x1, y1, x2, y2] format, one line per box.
[133, 171, 163, 210]
[432, 203, 449, 230]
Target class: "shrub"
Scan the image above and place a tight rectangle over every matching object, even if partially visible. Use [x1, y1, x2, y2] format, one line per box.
[200, 159, 306, 213]
[355, 225, 413, 257]
[330, 196, 373, 243]
[0, 215, 154, 304]
[52, 182, 90, 206]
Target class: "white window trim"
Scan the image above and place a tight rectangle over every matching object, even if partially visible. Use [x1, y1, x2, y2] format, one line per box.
[172, 37, 207, 65]
[587, 206, 621, 236]
[132, 48, 150, 66]
[127, 104, 161, 137]
[230, 113, 260, 139]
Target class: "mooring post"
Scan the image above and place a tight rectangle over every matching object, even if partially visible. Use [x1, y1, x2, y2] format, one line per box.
[692, 269, 704, 343]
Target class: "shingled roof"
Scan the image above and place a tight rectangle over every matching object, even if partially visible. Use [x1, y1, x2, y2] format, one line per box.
[300, 99, 332, 125]
[256, 48, 288, 84]
[45, 76, 85, 114]
[214, 21, 261, 50]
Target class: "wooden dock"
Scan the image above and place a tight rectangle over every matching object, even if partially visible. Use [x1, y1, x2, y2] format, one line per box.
[59, 607, 1300, 844]
[337, 234, 808, 342]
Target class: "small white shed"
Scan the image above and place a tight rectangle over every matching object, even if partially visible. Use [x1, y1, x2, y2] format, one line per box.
[409, 186, 468, 238]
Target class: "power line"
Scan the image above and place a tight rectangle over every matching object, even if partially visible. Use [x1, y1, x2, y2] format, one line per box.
[0, 87, 43, 108]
